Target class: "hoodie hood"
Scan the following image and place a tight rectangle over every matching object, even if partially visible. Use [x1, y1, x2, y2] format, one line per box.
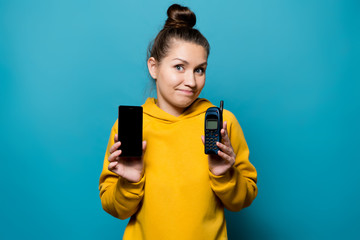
[142, 97, 215, 123]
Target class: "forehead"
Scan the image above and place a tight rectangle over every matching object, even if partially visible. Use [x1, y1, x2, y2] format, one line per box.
[164, 39, 208, 64]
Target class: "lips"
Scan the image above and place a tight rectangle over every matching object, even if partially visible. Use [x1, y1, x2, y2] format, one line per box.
[177, 89, 195, 95]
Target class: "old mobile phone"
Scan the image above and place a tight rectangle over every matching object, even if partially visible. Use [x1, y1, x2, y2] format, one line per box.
[118, 106, 143, 157]
[204, 101, 224, 155]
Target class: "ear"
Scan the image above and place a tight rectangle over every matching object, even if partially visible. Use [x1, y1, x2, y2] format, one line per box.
[147, 57, 158, 80]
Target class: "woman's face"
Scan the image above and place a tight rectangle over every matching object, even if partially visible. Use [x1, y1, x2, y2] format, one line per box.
[148, 39, 208, 116]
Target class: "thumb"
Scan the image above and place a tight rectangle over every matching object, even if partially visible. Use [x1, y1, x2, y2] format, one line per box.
[201, 135, 205, 145]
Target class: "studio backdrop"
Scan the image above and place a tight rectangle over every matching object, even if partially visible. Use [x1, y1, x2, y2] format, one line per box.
[0, 0, 359, 239]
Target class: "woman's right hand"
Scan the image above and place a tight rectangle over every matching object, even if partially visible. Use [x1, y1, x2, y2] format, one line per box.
[108, 133, 147, 183]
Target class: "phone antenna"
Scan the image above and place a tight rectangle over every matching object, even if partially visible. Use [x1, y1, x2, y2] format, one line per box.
[220, 100, 224, 113]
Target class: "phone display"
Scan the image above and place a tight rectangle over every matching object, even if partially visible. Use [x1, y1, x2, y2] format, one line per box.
[204, 101, 223, 155]
[206, 119, 218, 130]
[118, 106, 143, 157]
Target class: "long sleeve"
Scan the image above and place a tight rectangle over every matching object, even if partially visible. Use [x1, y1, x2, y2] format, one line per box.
[98, 120, 145, 220]
[209, 111, 258, 212]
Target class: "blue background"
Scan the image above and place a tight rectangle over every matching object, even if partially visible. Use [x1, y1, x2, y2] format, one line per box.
[1, 0, 359, 239]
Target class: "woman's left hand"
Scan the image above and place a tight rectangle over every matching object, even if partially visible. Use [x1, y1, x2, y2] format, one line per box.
[201, 121, 236, 176]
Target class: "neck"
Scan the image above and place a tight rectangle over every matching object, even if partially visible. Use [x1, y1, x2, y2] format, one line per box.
[156, 99, 184, 117]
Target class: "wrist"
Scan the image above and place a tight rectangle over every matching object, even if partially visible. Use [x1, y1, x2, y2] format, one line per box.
[209, 166, 231, 176]
[209, 166, 235, 181]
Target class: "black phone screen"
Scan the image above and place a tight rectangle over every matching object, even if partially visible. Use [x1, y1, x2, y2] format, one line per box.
[118, 106, 143, 157]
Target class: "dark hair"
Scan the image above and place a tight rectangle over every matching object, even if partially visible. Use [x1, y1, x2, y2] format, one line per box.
[147, 4, 210, 64]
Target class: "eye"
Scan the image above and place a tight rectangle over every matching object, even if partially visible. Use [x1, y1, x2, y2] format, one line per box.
[195, 68, 205, 75]
[175, 65, 184, 71]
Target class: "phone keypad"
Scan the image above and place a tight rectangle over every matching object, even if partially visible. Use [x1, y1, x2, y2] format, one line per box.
[205, 130, 221, 154]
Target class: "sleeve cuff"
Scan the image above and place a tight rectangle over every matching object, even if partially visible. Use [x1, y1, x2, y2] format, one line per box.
[209, 167, 234, 183]
[209, 167, 238, 194]
[116, 174, 146, 197]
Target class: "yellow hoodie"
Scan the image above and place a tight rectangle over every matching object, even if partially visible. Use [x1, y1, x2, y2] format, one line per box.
[99, 98, 258, 240]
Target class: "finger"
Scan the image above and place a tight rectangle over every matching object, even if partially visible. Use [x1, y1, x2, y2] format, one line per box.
[216, 141, 235, 157]
[217, 150, 235, 165]
[142, 140, 147, 155]
[221, 129, 231, 146]
[108, 161, 118, 171]
[221, 121, 231, 145]
[108, 149, 122, 162]
[223, 121, 228, 131]
[222, 121, 228, 137]
[114, 133, 118, 142]
[109, 141, 121, 154]
[201, 135, 205, 145]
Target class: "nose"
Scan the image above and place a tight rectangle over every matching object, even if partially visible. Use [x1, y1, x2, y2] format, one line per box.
[184, 71, 196, 88]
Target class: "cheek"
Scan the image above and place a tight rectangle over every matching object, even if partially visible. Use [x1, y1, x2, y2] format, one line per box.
[159, 69, 182, 87]
[198, 77, 206, 90]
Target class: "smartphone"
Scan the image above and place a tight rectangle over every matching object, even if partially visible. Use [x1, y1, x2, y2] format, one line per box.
[118, 105, 143, 157]
[204, 101, 223, 155]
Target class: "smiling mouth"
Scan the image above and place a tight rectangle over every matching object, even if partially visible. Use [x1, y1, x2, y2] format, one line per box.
[177, 89, 195, 95]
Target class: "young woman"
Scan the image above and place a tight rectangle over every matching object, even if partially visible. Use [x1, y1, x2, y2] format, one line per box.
[99, 4, 258, 239]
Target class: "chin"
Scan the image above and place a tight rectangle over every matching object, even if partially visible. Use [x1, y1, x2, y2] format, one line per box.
[176, 96, 198, 108]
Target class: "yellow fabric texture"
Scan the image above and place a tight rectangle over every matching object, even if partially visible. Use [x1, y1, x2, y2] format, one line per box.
[99, 98, 258, 240]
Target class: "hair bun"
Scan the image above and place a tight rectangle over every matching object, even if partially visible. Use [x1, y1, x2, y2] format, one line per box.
[164, 4, 196, 29]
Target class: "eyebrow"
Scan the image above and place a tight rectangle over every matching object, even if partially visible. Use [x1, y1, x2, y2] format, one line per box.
[172, 58, 207, 67]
